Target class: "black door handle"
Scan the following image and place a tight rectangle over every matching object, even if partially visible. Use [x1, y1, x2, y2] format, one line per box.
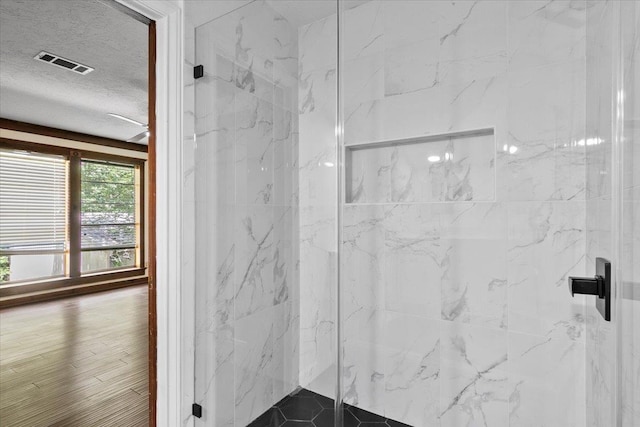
[568, 275, 604, 297]
[568, 257, 611, 321]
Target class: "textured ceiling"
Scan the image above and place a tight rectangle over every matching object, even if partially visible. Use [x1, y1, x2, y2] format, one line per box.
[0, 0, 148, 143]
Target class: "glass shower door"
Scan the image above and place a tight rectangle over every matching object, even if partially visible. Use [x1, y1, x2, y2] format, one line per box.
[192, 2, 304, 425]
[190, 1, 340, 426]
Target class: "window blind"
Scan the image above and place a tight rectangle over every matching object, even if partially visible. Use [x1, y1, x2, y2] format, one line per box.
[0, 149, 67, 253]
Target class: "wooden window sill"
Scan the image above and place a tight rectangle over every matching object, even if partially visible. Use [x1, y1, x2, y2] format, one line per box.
[0, 268, 147, 299]
[0, 274, 148, 308]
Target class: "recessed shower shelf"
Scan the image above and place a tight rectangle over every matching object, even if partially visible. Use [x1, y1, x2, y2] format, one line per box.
[345, 128, 496, 204]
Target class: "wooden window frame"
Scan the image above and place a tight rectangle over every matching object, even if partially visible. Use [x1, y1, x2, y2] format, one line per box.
[0, 137, 147, 297]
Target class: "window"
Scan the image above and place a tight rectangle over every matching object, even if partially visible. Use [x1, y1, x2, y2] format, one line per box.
[81, 160, 138, 273]
[0, 144, 145, 286]
[0, 150, 67, 282]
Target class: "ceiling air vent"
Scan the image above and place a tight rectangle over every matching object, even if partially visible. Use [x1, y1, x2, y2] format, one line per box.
[33, 51, 94, 75]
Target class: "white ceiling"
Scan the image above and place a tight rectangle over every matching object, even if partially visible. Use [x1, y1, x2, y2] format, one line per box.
[0, 0, 148, 143]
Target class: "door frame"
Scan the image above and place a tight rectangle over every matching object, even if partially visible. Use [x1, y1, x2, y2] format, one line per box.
[115, 1, 186, 426]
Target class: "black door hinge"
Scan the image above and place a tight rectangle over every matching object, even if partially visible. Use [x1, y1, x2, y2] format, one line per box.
[194, 65, 204, 79]
[192, 403, 202, 418]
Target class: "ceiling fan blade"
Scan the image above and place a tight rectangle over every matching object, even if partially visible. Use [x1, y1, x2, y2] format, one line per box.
[108, 113, 148, 128]
[127, 130, 149, 143]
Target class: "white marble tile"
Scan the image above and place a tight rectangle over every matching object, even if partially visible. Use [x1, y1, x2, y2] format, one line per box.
[345, 73, 507, 146]
[507, 59, 585, 145]
[298, 14, 337, 74]
[508, 0, 587, 70]
[299, 205, 336, 387]
[498, 138, 586, 202]
[507, 202, 586, 340]
[234, 205, 276, 319]
[234, 306, 275, 426]
[379, 202, 507, 330]
[195, 80, 235, 207]
[438, 73, 508, 137]
[272, 301, 299, 401]
[343, 340, 386, 415]
[343, 205, 385, 312]
[439, 203, 508, 329]
[585, 141, 611, 201]
[500, 59, 585, 202]
[229, 1, 276, 81]
[391, 133, 495, 202]
[298, 65, 337, 119]
[344, 306, 384, 347]
[273, 105, 294, 207]
[273, 207, 292, 306]
[439, 322, 509, 427]
[298, 66, 337, 207]
[304, 364, 337, 402]
[509, 330, 586, 427]
[347, 145, 392, 203]
[384, 45, 507, 99]
[194, 326, 235, 427]
[381, 0, 441, 50]
[233, 61, 275, 104]
[235, 90, 274, 205]
[273, 12, 298, 81]
[436, 1, 507, 63]
[383, 204, 443, 321]
[585, 305, 616, 427]
[384, 312, 440, 426]
[344, 53, 385, 118]
[344, 0, 384, 60]
[585, 196, 611, 270]
[383, 39, 440, 98]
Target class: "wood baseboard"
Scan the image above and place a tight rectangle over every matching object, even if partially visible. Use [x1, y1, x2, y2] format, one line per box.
[0, 276, 148, 309]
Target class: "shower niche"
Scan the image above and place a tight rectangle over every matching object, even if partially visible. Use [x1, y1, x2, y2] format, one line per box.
[345, 128, 496, 204]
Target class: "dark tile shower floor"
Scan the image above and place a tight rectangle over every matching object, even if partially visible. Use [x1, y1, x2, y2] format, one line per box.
[247, 388, 412, 427]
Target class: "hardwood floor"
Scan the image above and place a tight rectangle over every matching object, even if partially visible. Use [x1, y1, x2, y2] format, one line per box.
[0, 285, 149, 427]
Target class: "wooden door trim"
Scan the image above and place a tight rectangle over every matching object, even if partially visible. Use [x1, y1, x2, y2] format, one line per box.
[147, 20, 157, 427]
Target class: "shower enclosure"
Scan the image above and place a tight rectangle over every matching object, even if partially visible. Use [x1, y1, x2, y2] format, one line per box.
[184, 0, 639, 426]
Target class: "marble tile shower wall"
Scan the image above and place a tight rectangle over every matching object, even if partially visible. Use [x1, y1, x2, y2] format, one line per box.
[300, 1, 588, 426]
[192, 2, 300, 426]
[297, 10, 338, 396]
